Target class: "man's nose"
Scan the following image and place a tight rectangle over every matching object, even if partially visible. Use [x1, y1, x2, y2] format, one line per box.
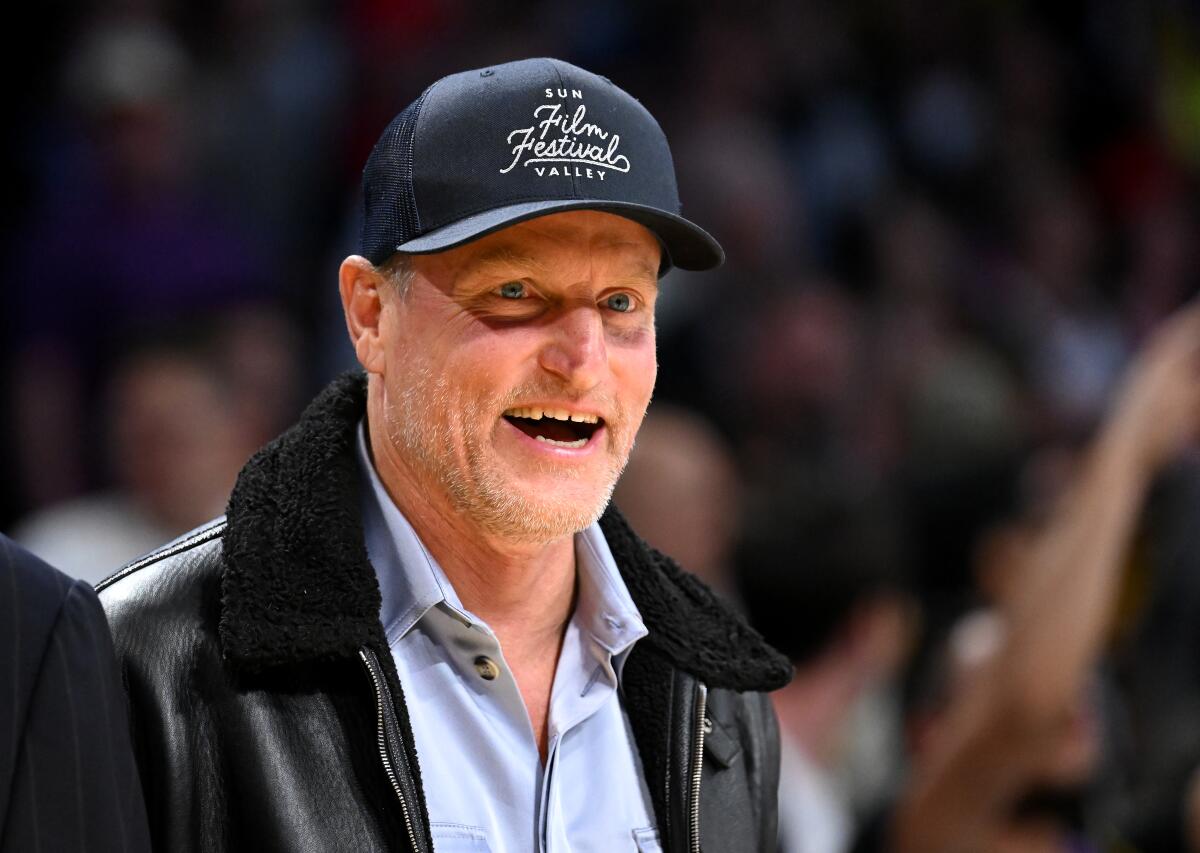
[537, 303, 608, 391]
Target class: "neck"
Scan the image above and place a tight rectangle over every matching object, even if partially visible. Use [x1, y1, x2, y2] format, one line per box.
[364, 397, 577, 648]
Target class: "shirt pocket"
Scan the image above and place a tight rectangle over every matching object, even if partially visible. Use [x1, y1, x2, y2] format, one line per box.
[430, 823, 493, 852]
[631, 826, 662, 852]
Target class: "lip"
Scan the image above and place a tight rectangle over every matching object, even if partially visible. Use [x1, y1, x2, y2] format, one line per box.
[499, 414, 607, 458]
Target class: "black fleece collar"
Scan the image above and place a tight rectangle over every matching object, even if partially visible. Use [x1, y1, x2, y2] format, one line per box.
[220, 372, 791, 692]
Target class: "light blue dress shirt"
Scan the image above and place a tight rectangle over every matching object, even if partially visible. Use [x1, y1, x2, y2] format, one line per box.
[357, 424, 662, 852]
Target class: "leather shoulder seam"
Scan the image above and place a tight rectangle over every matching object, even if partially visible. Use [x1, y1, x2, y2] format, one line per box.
[95, 519, 228, 592]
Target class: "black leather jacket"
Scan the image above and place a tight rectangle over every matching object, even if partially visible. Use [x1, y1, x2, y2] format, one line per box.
[99, 373, 792, 852]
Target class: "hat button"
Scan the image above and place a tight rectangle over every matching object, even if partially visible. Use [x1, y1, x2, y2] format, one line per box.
[480, 69, 495, 77]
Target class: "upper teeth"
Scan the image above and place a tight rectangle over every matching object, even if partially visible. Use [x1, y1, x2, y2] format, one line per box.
[503, 407, 599, 424]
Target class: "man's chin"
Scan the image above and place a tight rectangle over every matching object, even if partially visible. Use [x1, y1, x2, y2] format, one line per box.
[478, 504, 607, 543]
[466, 479, 614, 543]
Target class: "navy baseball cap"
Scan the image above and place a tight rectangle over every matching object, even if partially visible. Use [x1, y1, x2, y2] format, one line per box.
[359, 57, 724, 274]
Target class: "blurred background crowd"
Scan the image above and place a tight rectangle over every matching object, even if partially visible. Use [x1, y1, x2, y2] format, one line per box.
[3, 0, 1200, 850]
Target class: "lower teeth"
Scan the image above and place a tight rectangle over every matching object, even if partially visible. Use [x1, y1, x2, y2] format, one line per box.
[534, 435, 587, 448]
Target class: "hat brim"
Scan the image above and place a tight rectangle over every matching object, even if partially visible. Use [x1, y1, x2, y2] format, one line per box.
[394, 199, 724, 273]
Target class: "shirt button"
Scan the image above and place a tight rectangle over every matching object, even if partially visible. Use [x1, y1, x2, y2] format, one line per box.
[474, 656, 500, 681]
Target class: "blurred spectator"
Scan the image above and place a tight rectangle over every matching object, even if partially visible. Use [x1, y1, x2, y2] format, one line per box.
[8, 20, 274, 512]
[1121, 192, 1199, 343]
[729, 280, 866, 470]
[209, 305, 305, 449]
[868, 302, 1200, 853]
[14, 328, 258, 584]
[899, 68, 990, 180]
[738, 467, 914, 853]
[191, 1, 351, 261]
[612, 404, 741, 599]
[1007, 170, 1129, 433]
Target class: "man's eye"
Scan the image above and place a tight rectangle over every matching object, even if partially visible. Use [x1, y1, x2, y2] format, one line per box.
[606, 293, 634, 313]
[497, 282, 526, 299]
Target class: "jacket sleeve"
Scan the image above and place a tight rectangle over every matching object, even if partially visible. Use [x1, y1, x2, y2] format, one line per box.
[0, 579, 152, 853]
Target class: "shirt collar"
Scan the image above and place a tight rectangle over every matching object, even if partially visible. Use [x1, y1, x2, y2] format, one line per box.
[358, 422, 473, 645]
[356, 420, 647, 664]
[573, 524, 647, 660]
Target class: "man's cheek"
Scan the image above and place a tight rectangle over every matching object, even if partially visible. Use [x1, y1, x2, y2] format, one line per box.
[634, 365, 658, 418]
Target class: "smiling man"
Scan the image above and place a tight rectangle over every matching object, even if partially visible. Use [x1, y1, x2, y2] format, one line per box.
[99, 58, 791, 853]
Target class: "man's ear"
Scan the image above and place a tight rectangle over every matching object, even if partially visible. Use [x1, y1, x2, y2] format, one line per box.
[340, 255, 387, 374]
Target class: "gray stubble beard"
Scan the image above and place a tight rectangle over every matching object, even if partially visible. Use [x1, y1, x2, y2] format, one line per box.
[384, 362, 636, 544]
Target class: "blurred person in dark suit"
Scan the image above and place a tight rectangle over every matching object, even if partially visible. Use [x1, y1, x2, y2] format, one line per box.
[0, 533, 150, 852]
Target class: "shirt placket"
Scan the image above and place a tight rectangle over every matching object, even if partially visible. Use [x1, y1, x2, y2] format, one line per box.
[540, 617, 624, 853]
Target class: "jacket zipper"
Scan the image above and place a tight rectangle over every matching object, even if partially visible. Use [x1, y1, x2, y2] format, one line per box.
[689, 681, 708, 853]
[359, 648, 423, 853]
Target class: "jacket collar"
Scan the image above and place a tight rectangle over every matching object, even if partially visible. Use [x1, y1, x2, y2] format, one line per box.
[220, 371, 791, 692]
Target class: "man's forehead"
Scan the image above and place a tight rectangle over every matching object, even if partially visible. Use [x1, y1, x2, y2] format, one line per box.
[452, 215, 663, 279]
[469, 245, 659, 279]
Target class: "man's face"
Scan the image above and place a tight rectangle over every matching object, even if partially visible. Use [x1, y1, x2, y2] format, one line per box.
[373, 210, 661, 542]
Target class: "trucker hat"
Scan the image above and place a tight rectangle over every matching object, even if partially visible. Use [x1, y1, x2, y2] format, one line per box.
[359, 57, 724, 274]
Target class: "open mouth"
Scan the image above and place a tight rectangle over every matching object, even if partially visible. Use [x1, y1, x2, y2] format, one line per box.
[502, 407, 603, 449]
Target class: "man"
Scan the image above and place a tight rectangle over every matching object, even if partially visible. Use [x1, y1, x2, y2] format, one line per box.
[99, 58, 791, 852]
[0, 533, 151, 852]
